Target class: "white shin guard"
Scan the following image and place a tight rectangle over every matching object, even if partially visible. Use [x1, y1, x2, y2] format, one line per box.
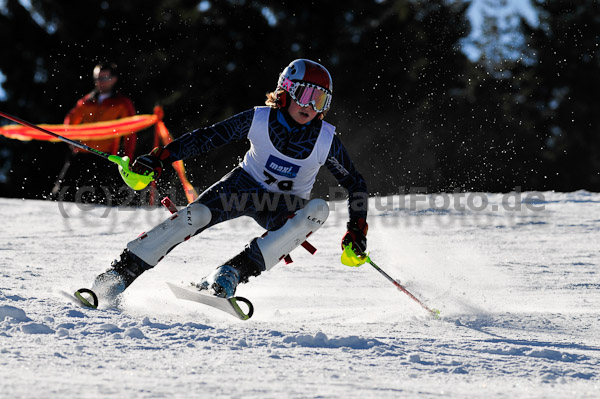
[257, 198, 329, 270]
[127, 202, 212, 266]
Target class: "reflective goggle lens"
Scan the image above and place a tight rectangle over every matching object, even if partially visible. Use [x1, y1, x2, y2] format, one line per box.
[291, 84, 330, 112]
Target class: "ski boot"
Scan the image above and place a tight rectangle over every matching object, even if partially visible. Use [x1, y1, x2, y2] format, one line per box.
[92, 249, 151, 303]
[194, 265, 241, 298]
[194, 246, 263, 298]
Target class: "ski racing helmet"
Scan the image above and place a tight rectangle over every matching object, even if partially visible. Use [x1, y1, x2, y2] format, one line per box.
[277, 59, 333, 113]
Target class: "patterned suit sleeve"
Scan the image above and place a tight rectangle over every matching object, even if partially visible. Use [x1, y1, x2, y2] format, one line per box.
[325, 135, 368, 221]
[165, 109, 255, 161]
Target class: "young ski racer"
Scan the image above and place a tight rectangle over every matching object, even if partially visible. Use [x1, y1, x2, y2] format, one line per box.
[90, 59, 369, 303]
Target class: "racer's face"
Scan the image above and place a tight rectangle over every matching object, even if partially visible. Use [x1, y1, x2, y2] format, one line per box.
[287, 100, 318, 125]
[94, 70, 117, 94]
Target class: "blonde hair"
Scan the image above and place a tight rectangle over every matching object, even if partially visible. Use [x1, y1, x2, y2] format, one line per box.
[265, 89, 282, 108]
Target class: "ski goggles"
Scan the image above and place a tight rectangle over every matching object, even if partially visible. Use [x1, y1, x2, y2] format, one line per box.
[281, 79, 332, 112]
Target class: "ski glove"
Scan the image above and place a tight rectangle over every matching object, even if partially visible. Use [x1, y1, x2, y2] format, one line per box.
[131, 147, 171, 178]
[341, 218, 368, 254]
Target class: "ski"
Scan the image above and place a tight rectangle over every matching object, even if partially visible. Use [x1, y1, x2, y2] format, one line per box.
[57, 288, 99, 309]
[73, 288, 99, 309]
[166, 282, 254, 320]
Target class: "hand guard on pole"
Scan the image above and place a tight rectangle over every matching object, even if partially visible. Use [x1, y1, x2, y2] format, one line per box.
[341, 218, 368, 254]
[131, 147, 171, 178]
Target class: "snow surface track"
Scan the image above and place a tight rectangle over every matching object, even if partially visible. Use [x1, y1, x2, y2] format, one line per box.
[0, 192, 599, 398]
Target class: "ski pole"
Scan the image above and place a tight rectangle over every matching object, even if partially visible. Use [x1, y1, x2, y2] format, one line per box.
[341, 244, 440, 319]
[0, 110, 154, 190]
[367, 258, 440, 318]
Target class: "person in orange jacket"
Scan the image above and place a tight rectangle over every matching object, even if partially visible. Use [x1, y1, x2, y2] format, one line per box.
[52, 63, 136, 203]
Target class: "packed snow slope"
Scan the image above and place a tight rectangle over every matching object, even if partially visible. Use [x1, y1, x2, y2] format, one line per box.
[0, 191, 599, 398]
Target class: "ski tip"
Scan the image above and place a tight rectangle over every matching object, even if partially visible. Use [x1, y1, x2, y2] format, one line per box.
[74, 288, 99, 309]
[230, 296, 254, 320]
[431, 309, 441, 320]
